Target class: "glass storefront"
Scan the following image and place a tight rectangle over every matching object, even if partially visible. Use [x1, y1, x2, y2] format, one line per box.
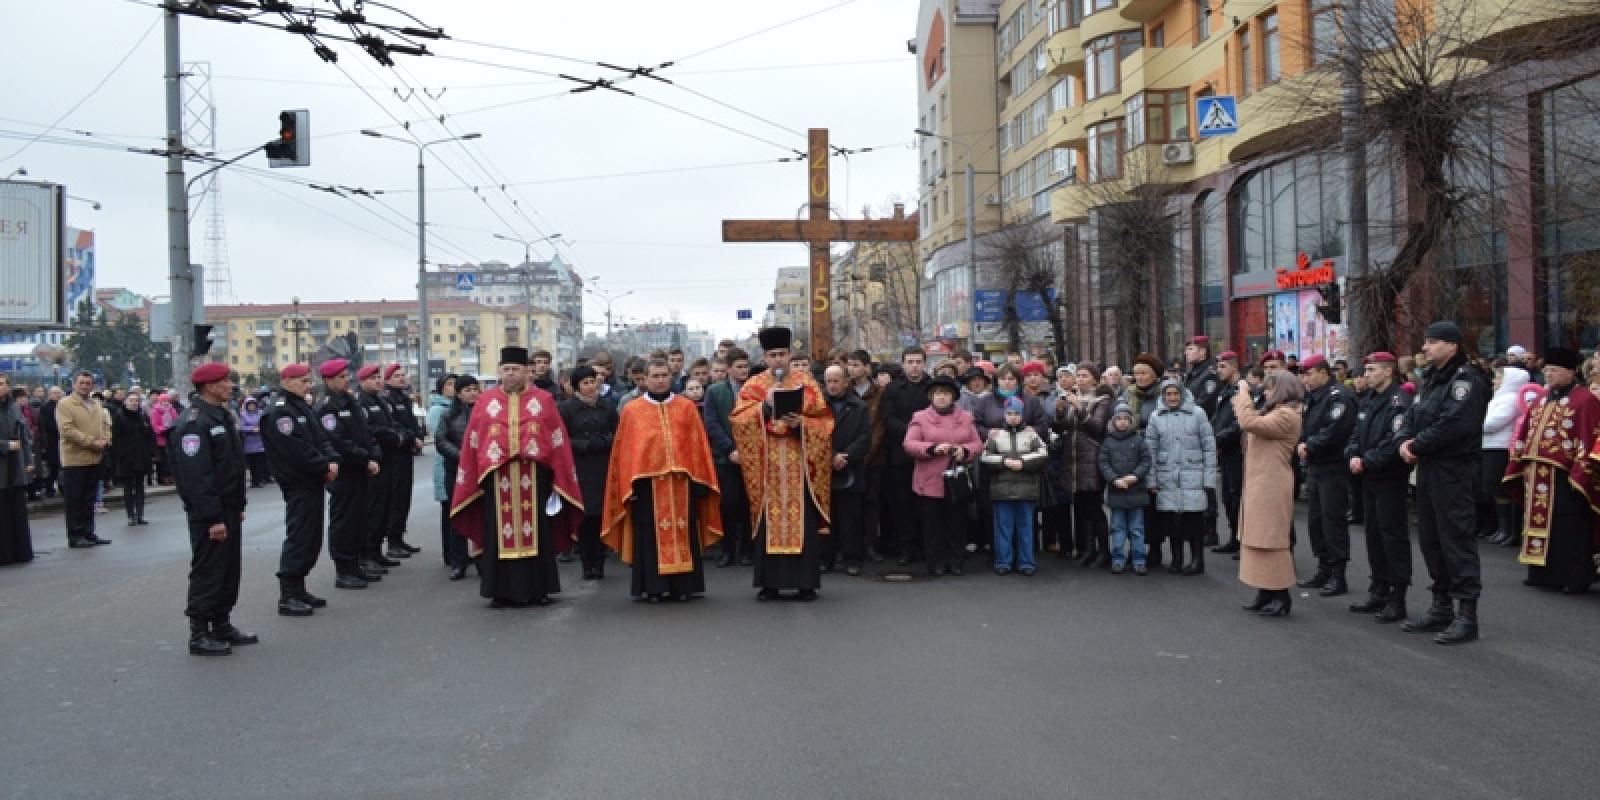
[1539, 75, 1600, 353]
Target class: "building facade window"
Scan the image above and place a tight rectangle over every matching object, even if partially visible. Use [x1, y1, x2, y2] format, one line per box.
[1050, 78, 1072, 112]
[1309, 0, 1338, 65]
[1125, 90, 1189, 146]
[1230, 144, 1398, 277]
[1239, 27, 1253, 96]
[1196, 0, 1211, 40]
[1087, 119, 1125, 182]
[1262, 12, 1281, 83]
[1538, 75, 1600, 352]
[1085, 0, 1117, 16]
[1150, 24, 1165, 48]
[1085, 31, 1142, 100]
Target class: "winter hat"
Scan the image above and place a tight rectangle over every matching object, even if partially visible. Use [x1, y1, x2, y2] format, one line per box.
[1112, 402, 1134, 422]
[1004, 396, 1025, 415]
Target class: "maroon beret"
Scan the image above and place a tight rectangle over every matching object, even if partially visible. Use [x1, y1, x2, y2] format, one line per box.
[319, 358, 349, 379]
[1363, 351, 1397, 365]
[357, 365, 381, 380]
[280, 364, 309, 380]
[1261, 350, 1286, 365]
[190, 362, 230, 386]
[1217, 351, 1238, 362]
[384, 363, 402, 380]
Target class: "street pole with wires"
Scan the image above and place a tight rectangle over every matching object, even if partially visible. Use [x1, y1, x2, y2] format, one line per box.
[362, 130, 482, 381]
[493, 232, 563, 352]
[1342, 0, 1369, 351]
[164, 8, 196, 395]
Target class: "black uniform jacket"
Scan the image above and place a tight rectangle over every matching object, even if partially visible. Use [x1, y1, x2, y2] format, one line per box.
[170, 398, 247, 526]
[262, 391, 337, 489]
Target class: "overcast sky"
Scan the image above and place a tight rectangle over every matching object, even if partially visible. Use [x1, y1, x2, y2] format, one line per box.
[0, 0, 919, 340]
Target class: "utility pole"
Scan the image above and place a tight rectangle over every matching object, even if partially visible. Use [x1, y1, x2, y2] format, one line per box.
[586, 286, 633, 341]
[1341, 0, 1369, 350]
[493, 232, 563, 351]
[164, 9, 196, 394]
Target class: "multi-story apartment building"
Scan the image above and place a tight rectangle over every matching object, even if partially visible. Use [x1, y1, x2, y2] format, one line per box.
[832, 238, 921, 358]
[203, 299, 556, 385]
[921, 0, 1600, 364]
[425, 255, 584, 367]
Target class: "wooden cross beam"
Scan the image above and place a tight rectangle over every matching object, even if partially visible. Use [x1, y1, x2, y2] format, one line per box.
[722, 128, 918, 357]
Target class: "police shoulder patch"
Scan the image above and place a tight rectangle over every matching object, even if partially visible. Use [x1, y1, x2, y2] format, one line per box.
[181, 433, 202, 457]
[1451, 380, 1471, 401]
[1205, 379, 1217, 394]
[1392, 416, 1405, 432]
[277, 416, 295, 435]
[1330, 404, 1346, 420]
[321, 414, 337, 431]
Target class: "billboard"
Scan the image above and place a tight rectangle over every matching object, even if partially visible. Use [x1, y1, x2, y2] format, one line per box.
[1272, 293, 1299, 357]
[0, 181, 65, 328]
[65, 227, 95, 321]
[973, 289, 1057, 323]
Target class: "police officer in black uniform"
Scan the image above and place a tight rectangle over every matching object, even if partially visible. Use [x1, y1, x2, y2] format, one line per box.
[1346, 351, 1411, 622]
[317, 359, 384, 588]
[262, 363, 338, 616]
[1296, 354, 1358, 596]
[1398, 321, 1489, 645]
[355, 365, 403, 575]
[1210, 351, 1245, 555]
[172, 363, 256, 656]
[381, 365, 423, 558]
[1183, 336, 1223, 547]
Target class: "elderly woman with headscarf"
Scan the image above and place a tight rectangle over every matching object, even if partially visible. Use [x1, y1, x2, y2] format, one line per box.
[1234, 371, 1307, 617]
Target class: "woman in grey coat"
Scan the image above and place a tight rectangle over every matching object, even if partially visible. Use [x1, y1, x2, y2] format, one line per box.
[0, 379, 34, 565]
[1145, 379, 1216, 575]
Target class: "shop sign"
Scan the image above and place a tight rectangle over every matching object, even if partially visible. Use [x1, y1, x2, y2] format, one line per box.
[1275, 253, 1338, 290]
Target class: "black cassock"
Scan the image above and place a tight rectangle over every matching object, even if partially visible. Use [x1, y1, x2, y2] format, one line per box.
[476, 464, 562, 604]
[628, 478, 708, 598]
[1525, 477, 1596, 593]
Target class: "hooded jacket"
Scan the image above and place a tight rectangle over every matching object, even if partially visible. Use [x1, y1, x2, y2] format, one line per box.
[1482, 366, 1530, 450]
[1098, 404, 1151, 510]
[1144, 378, 1217, 513]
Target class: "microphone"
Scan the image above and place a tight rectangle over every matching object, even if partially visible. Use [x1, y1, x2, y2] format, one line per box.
[773, 367, 785, 383]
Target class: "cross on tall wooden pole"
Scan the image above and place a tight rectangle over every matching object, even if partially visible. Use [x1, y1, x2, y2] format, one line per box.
[722, 128, 918, 357]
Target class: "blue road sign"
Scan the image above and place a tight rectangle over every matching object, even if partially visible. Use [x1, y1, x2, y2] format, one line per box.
[454, 272, 477, 291]
[736, 309, 753, 320]
[1196, 96, 1239, 137]
[973, 289, 1056, 323]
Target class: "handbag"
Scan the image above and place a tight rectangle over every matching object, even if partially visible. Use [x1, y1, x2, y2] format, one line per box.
[942, 455, 975, 507]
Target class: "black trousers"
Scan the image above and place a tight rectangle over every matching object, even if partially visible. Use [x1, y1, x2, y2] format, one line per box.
[277, 485, 325, 579]
[577, 515, 605, 575]
[716, 462, 750, 559]
[861, 465, 882, 553]
[328, 469, 367, 575]
[60, 465, 98, 542]
[1218, 448, 1243, 542]
[246, 452, 269, 486]
[363, 460, 391, 558]
[384, 452, 415, 546]
[1416, 457, 1483, 600]
[1362, 474, 1412, 589]
[1348, 474, 1365, 524]
[1306, 463, 1351, 566]
[831, 489, 864, 563]
[186, 510, 242, 621]
[918, 495, 964, 570]
[1144, 494, 1165, 558]
[439, 501, 469, 568]
[1072, 490, 1108, 556]
[888, 463, 920, 557]
[1478, 449, 1509, 536]
[1159, 510, 1203, 560]
[121, 472, 147, 520]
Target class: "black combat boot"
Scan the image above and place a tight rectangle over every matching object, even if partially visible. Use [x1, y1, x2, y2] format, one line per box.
[1349, 582, 1390, 613]
[212, 616, 259, 646]
[1434, 599, 1479, 645]
[188, 618, 231, 656]
[278, 577, 314, 617]
[1319, 564, 1349, 597]
[1297, 561, 1332, 589]
[1374, 586, 1408, 623]
[1402, 594, 1454, 633]
[296, 578, 328, 608]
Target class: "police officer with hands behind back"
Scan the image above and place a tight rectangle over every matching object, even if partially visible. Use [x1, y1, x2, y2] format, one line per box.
[1397, 321, 1490, 645]
[1346, 352, 1413, 622]
[317, 359, 384, 589]
[355, 365, 404, 572]
[172, 362, 256, 657]
[262, 363, 339, 617]
[382, 364, 424, 558]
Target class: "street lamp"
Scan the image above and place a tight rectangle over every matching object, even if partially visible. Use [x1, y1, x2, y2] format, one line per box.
[3, 167, 25, 181]
[67, 194, 102, 211]
[360, 129, 484, 382]
[280, 296, 309, 364]
[585, 285, 633, 340]
[492, 232, 564, 352]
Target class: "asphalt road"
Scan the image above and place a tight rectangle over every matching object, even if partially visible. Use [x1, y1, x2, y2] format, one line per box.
[2, 455, 1597, 800]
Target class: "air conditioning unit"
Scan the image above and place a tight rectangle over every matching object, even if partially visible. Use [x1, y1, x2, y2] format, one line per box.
[1162, 142, 1195, 165]
[984, 193, 1002, 206]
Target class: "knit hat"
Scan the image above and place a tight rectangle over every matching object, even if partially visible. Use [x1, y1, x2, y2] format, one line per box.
[1112, 402, 1133, 421]
[1004, 396, 1025, 415]
[1423, 320, 1464, 344]
[1132, 353, 1164, 374]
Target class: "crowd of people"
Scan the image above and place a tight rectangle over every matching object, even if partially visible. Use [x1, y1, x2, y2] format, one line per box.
[4, 318, 1597, 658]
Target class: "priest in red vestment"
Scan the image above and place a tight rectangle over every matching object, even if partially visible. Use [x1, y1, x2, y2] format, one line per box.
[731, 327, 834, 602]
[601, 358, 722, 602]
[450, 347, 584, 607]
[1505, 347, 1600, 594]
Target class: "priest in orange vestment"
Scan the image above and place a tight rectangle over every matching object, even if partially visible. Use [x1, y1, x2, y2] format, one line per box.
[602, 359, 722, 602]
[731, 327, 834, 602]
[450, 347, 584, 608]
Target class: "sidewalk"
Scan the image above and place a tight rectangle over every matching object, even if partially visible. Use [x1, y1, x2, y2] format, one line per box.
[26, 483, 179, 515]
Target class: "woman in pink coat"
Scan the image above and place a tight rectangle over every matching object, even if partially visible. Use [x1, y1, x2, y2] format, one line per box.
[904, 375, 983, 577]
[148, 392, 178, 485]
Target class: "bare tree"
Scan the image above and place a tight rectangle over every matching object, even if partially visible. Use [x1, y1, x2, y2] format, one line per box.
[981, 217, 1069, 364]
[1260, 0, 1600, 354]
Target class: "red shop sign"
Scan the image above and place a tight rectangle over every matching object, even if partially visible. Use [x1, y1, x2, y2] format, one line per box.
[1276, 252, 1336, 290]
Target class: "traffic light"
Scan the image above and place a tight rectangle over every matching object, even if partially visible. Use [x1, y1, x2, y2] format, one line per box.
[1317, 282, 1343, 324]
[265, 109, 310, 167]
[192, 324, 215, 357]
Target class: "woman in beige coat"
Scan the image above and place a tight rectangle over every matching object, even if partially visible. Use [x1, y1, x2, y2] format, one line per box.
[1232, 372, 1305, 617]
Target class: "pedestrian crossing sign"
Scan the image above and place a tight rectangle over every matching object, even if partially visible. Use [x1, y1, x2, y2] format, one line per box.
[454, 272, 477, 291]
[1196, 96, 1239, 137]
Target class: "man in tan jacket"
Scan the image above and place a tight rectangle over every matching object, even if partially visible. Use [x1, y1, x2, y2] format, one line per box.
[56, 371, 112, 548]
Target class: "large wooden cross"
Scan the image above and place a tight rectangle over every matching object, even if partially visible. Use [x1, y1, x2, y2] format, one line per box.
[722, 128, 918, 357]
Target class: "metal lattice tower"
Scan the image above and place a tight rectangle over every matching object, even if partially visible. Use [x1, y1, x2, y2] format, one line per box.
[182, 61, 233, 304]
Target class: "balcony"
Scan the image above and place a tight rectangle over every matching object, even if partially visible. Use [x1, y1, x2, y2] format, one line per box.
[1079, 8, 1140, 44]
[1119, 46, 1210, 98]
[1050, 105, 1088, 147]
[1051, 176, 1129, 223]
[1448, 1, 1600, 62]
[1119, 0, 1167, 23]
[256, 342, 277, 355]
[1046, 28, 1083, 77]
[1225, 69, 1339, 164]
[252, 325, 274, 337]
